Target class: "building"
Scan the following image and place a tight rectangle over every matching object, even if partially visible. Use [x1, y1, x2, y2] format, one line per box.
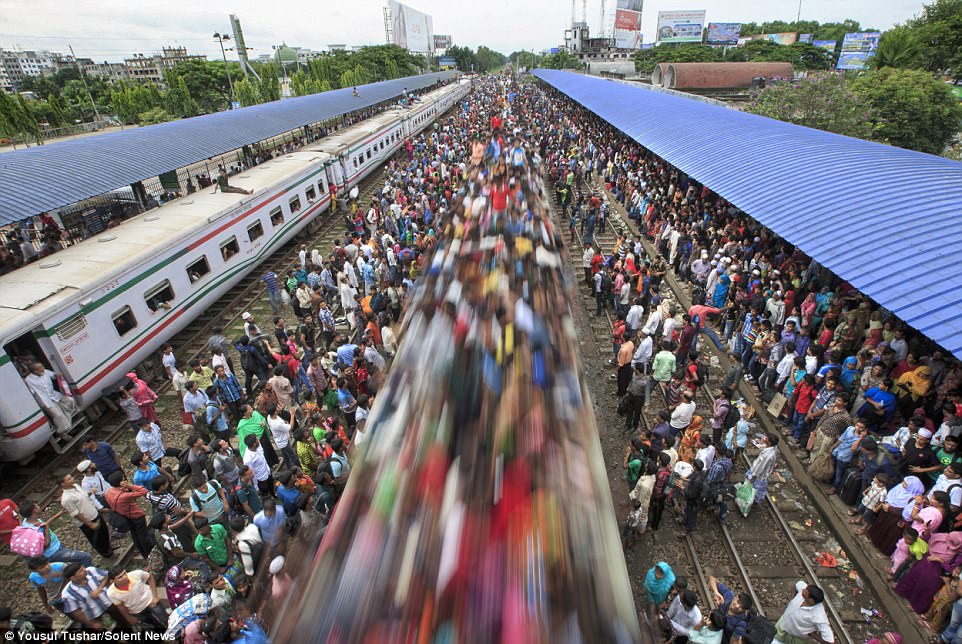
[123, 46, 205, 87]
[0, 48, 54, 92]
[562, 22, 636, 77]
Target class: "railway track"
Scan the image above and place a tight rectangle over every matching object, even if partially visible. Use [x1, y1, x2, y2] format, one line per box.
[545, 179, 858, 642]
[0, 166, 390, 567]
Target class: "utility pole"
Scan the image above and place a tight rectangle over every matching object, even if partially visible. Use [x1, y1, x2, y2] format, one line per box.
[796, 0, 803, 26]
[69, 45, 101, 124]
[213, 33, 236, 108]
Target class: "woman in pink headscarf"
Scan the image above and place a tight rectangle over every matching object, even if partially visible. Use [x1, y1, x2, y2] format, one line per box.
[125, 372, 159, 425]
[800, 292, 816, 329]
[895, 531, 962, 614]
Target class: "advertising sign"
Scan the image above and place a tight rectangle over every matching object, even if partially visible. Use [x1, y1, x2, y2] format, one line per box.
[614, 5, 643, 49]
[433, 35, 452, 51]
[655, 10, 706, 43]
[813, 39, 837, 51]
[389, 0, 435, 53]
[705, 22, 741, 46]
[798, 33, 813, 43]
[438, 57, 456, 68]
[760, 32, 798, 45]
[837, 32, 881, 70]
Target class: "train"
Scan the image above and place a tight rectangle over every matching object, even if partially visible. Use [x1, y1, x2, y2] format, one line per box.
[0, 78, 471, 463]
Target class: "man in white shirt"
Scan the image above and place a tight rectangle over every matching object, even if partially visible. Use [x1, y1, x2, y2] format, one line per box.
[24, 362, 76, 434]
[666, 589, 702, 637]
[632, 330, 654, 372]
[775, 344, 799, 390]
[60, 473, 112, 558]
[671, 390, 697, 435]
[625, 299, 645, 336]
[266, 406, 296, 471]
[242, 435, 273, 496]
[775, 581, 834, 643]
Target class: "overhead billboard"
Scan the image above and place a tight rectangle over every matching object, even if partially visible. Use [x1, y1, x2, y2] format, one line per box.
[389, 0, 435, 53]
[760, 32, 798, 46]
[613, 1, 644, 50]
[705, 22, 741, 46]
[837, 31, 881, 70]
[813, 39, 837, 51]
[656, 10, 707, 43]
[433, 34, 452, 51]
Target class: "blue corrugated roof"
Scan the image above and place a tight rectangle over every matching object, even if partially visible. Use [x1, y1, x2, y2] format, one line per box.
[0, 71, 455, 222]
[533, 69, 962, 361]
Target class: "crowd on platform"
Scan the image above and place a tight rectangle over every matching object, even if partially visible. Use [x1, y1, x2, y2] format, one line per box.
[535, 81, 962, 643]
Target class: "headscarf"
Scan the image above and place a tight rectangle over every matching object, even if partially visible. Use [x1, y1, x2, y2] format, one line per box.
[644, 562, 675, 604]
[165, 565, 194, 607]
[885, 476, 924, 508]
[926, 531, 962, 562]
[839, 357, 860, 391]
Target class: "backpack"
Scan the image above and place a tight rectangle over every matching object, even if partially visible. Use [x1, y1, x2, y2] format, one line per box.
[723, 403, 740, 430]
[191, 480, 222, 513]
[177, 448, 192, 477]
[695, 362, 708, 387]
[370, 292, 386, 313]
[226, 482, 247, 518]
[742, 613, 776, 644]
[600, 272, 612, 294]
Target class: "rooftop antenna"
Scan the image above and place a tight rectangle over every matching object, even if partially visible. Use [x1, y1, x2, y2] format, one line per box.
[582, 0, 588, 23]
[571, 0, 577, 27]
[599, 0, 606, 35]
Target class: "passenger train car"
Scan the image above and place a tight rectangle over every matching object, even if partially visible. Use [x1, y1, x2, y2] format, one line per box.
[0, 79, 470, 462]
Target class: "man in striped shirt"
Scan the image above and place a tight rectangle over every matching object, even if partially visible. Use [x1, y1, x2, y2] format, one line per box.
[61, 563, 124, 631]
[261, 271, 282, 314]
[212, 365, 244, 426]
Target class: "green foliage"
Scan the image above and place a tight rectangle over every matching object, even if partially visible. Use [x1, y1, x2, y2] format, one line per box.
[109, 83, 163, 124]
[744, 73, 876, 139]
[443, 45, 506, 73]
[164, 76, 199, 118]
[137, 107, 175, 125]
[0, 91, 42, 143]
[853, 67, 962, 154]
[233, 78, 263, 108]
[257, 63, 282, 103]
[872, 28, 923, 69]
[908, 0, 962, 80]
[539, 51, 584, 70]
[509, 51, 541, 70]
[635, 40, 833, 73]
[163, 59, 234, 113]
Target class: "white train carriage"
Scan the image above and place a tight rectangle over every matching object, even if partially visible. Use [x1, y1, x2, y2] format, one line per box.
[0, 80, 467, 462]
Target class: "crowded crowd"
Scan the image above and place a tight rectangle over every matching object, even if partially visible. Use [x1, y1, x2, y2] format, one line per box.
[537, 78, 962, 642]
[0, 84, 448, 639]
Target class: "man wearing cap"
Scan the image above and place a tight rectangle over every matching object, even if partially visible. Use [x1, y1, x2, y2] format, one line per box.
[691, 251, 711, 285]
[60, 472, 112, 559]
[766, 291, 786, 327]
[900, 427, 940, 480]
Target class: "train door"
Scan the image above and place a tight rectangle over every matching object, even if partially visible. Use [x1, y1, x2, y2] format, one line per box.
[0, 331, 57, 461]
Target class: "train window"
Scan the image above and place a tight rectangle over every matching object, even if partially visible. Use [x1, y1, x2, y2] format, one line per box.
[353, 158, 358, 169]
[112, 306, 137, 337]
[186, 256, 210, 283]
[305, 185, 316, 202]
[289, 196, 301, 213]
[220, 236, 239, 262]
[269, 207, 284, 227]
[366, 149, 371, 160]
[317, 180, 326, 195]
[144, 280, 175, 313]
[247, 221, 264, 242]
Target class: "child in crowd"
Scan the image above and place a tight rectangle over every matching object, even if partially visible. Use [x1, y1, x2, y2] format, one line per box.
[851, 473, 888, 530]
[890, 527, 927, 580]
[621, 499, 644, 550]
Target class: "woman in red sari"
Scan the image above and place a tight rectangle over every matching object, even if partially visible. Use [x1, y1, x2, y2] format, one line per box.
[125, 372, 159, 426]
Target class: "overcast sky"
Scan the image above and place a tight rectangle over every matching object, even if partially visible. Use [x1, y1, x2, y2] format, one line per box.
[0, 0, 926, 62]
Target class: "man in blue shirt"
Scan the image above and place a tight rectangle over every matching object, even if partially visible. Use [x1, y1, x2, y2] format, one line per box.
[253, 497, 286, 551]
[212, 366, 244, 427]
[336, 377, 358, 429]
[708, 575, 753, 642]
[80, 439, 122, 479]
[831, 420, 867, 493]
[859, 379, 897, 431]
[336, 341, 359, 368]
[260, 272, 282, 314]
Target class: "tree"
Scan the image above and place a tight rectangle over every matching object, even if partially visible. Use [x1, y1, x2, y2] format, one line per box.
[164, 76, 199, 118]
[257, 62, 282, 103]
[853, 67, 962, 154]
[540, 51, 584, 70]
[233, 78, 263, 107]
[634, 44, 720, 73]
[509, 51, 541, 71]
[0, 91, 42, 143]
[164, 59, 235, 113]
[907, 0, 962, 80]
[744, 72, 876, 139]
[445, 46, 477, 72]
[872, 28, 923, 69]
[137, 107, 175, 125]
[475, 46, 507, 73]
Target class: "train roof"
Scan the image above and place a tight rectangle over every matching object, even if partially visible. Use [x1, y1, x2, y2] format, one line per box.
[308, 83, 463, 155]
[0, 147, 332, 340]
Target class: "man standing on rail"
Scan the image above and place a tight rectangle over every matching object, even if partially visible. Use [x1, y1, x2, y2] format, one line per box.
[774, 580, 834, 643]
[24, 362, 76, 434]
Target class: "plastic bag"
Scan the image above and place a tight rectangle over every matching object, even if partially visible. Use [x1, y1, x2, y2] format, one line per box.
[735, 480, 756, 517]
[281, 290, 291, 306]
[808, 451, 835, 483]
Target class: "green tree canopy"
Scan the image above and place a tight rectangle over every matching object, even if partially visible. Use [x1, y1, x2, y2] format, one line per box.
[743, 72, 876, 139]
[540, 51, 584, 70]
[908, 0, 962, 80]
[853, 67, 962, 154]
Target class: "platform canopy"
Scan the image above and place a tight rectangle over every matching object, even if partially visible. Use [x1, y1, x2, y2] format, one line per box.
[533, 68, 962, 361]
[0, 71, 455, 222]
